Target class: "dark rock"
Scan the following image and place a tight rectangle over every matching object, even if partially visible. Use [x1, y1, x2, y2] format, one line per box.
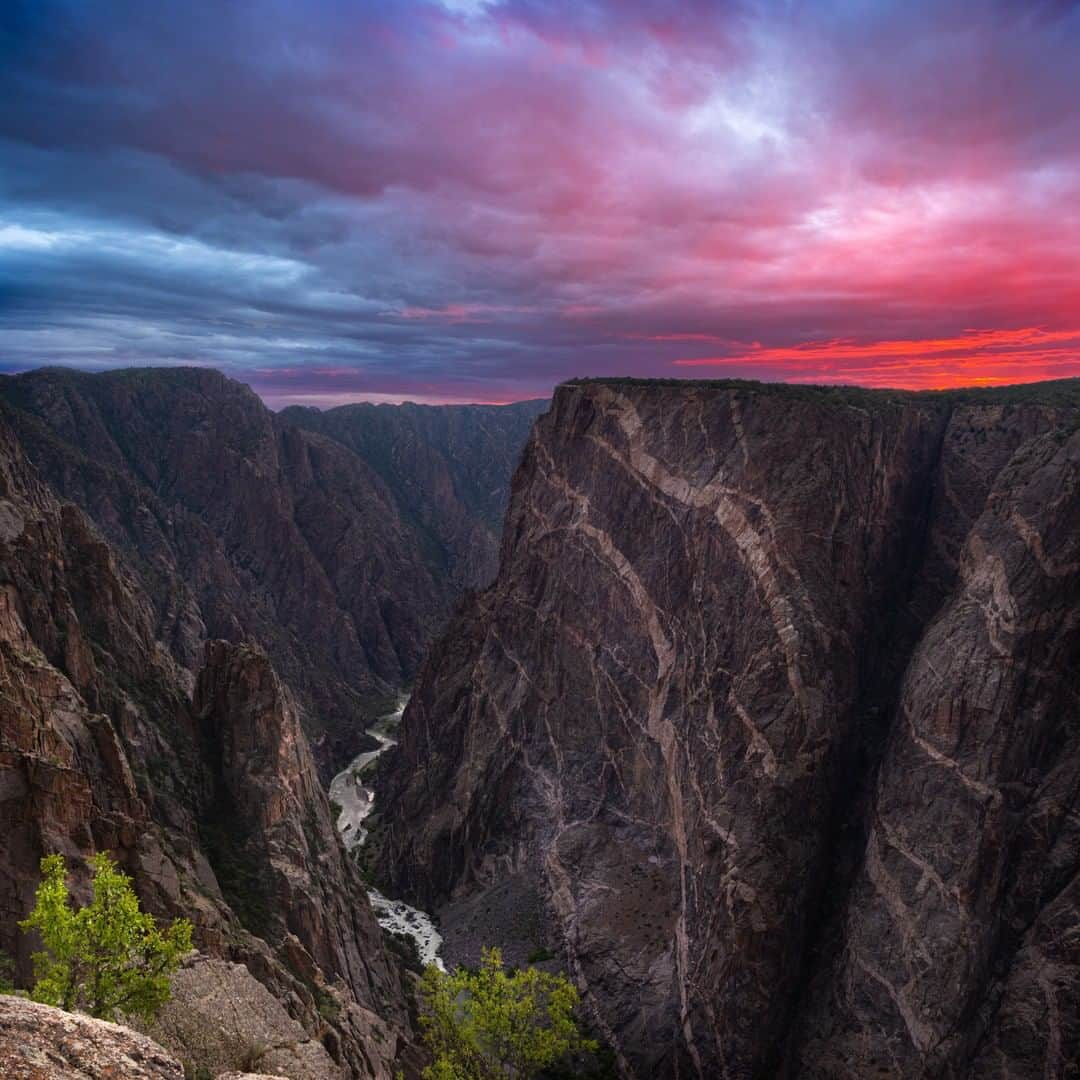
[194, 639, 400, 1030]
[0, 368, 544, 777]
[377, 378, 1080, 1079]
[279, 397, 547, 589]
[0, 408, 411, 1077]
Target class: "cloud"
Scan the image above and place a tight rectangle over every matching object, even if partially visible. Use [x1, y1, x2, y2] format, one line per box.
[673, 327, 1080, 388]
[0, 0, 1078, 402]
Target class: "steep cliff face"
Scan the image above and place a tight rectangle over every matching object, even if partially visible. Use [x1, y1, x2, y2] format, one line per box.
[0, 409, 196, 977]
[0, 369, 542, 774]
[0, 409, 411, 1077]
[194, 642, 400, 1025]
[794, 407, 1080, 1079]
[377, 379, 1080, 1079]
[280, 398, 547, 589]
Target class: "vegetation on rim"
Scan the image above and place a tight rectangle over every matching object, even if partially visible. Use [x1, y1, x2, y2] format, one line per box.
[18, 853, 192, 1022]
[417, 946, 596, 1079]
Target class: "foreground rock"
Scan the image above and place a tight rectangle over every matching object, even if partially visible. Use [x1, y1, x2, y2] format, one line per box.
[378, 378, 1080, 1078]
[143, 957, 344, 1080]
[0, 996, 184, 1079]
[217, 1074, 290, 1080]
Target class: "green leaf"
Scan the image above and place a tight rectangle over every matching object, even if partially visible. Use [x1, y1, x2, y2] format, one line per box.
[19, 853, 193, 1022]
[418, 946, 597, 1079]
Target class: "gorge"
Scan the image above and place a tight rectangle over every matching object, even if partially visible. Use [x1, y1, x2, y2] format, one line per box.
[0, 367, 540, 1078]
[329, 698, 445, 971]
[1, 368, 1078, 1079]
[0, 367, 545, 777]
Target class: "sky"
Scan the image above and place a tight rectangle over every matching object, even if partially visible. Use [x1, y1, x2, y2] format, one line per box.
[1, 0, 1079, 407]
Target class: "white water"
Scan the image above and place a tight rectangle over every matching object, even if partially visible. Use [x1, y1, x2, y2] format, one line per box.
[330, 698, 445, 970]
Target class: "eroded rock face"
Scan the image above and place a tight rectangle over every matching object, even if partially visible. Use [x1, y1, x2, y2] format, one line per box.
[194, 642, 404, 1039]
[0, 411, 192, 980]
[0, 369, 543, 775]
[0, 410, 411, 1077]
[279, 398, 547, 591]
[377, 379, 1080, 1078]
[0, 996, 185, 1079]
[793, 412, 1080, 1079]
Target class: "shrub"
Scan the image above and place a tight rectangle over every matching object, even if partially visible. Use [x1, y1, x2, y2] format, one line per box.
[315, 983, 341, 1024]
[418, 946, 596, 1079]
[19, 852, 193, 1022]
[0, 950, 20, 995]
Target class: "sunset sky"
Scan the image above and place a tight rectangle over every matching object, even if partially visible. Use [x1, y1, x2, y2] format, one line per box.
[2, 1, 1078, 406]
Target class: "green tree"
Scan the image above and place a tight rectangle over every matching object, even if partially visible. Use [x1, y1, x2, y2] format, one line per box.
[419, 946, 596, 1079]
[19, 852, 193, 1022]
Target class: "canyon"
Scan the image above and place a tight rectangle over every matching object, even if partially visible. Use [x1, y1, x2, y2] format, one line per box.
[377, 377, 1080, 1078]
[2, 368, 1078, 1078]
[0, 368, 540, 1078]
[0, 368, 543, 776]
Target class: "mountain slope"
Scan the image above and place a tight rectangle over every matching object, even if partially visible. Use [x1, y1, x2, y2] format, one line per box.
[279, 398, 547, 589]
[0, 405, 411, 1077]
[376, 378, 1080, 1078]
[0, 368, 543, 774]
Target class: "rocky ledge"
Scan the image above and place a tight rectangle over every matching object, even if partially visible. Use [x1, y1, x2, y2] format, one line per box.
[0, 994, 303, 1079]
[0, 996, 185, 1079]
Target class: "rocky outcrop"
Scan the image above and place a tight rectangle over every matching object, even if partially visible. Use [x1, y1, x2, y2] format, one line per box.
[149, 953, 418, 1079]
[0, 408, 411, 1077]
[194, 642, 404, 1045]
[0, 408, 195, 980]
[144, 957, 345, 1080]
[217, 1074, 291, 1080]
[377, 378, 1080, 1078]
[0, 996, 185, 1079]
[0, 995, 316, 1080]
[0, 369, 543, 774]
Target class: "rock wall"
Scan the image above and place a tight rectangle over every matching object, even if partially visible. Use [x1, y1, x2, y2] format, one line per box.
[279, 397, 546, 590]
[0, 368, 543, 774]
[0, 409, 411, 1078]
[377, 378, 1080, 1078]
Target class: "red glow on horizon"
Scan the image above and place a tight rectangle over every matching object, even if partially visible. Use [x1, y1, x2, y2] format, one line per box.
[672, 327, 1080, 390]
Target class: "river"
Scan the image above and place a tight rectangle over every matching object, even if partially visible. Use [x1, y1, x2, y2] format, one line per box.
[329, 698, 445, 970]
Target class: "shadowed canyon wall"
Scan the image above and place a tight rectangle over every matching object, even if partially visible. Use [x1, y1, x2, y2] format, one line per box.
[377, 378, 1080, 1079]
[0, 368, 543, 774]
[0, 403, 417, 1074]
[0, 368, 542, 1077]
